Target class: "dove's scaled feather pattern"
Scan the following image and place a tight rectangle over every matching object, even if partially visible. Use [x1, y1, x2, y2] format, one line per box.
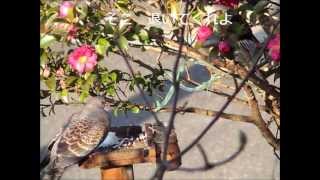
[41, 96, 111, 180]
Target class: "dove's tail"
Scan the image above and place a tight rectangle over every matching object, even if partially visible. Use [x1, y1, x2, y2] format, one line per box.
[40, 168, 64, 180]
[48, 169, 64, 180]
[40, 160, 65, 180]
[40, 153, 51, 171]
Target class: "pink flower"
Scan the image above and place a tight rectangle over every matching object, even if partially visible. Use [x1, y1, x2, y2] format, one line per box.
[59, 1, 75, 21]
[218, 41, 231, 54]
[267, 33, 280, 62]
[67, 24, 77, 41]
[214, 0, 239, 8]
[196, 26, 214, 43]
[68, 45, 98, 74]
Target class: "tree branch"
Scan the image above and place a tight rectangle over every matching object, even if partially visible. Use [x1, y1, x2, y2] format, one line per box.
[243, 84, 280, 150]
[178, 132, 247, 172]
[155, 106, 255, 123]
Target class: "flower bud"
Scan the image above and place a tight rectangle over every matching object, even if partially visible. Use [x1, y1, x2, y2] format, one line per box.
[59, 1, 75, 22]
[218, 41, 231, 54]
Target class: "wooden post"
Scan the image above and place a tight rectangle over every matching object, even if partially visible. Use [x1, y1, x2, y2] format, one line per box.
[100, 165, 134, 180]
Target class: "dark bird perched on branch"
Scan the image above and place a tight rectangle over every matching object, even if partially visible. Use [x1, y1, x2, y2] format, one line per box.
[228, 13, 259, 43]
[40, 96, 111, 180]
[227, 14, 268, 81]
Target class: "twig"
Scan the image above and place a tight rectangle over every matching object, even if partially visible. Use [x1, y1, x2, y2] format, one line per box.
[113, 51, 160, 74]
[156, 106, 255, 123]
[117, 47, 163, 125]
[178, 132, 247, 172]
[274, 128, 280, 160]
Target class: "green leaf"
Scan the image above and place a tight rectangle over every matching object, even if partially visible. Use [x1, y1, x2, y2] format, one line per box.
[129, 81, 135, 91]
[65, 76, 78, 87]
[84, 74, 97, 90]
[104, 22, 114, 34]
[98, 38, 110, 46]
[254, 0, 268, 14]
[60, 89, 69, 103]
[209, 47, 219, 58]
[95, 38, 111, 55]
[250, 12, 257, 25]
[45, 76, 56, 91]
[84, 72, 91, 80]
[134, 76, 146, 87]
[149, 27, 164, 39]
[139, 29, 149, 42]
[237, 4, 254, 12]
[117, 0, 129, 5]
[117, 35, 128, 51]
[101, 73, 111, 84]
[230, 22, 245, 36]
[106, 86, 116, 96]
[127, 34, 139, 41]
[110, 72, 118, 82]
[112, 108, 119, 117]
[40, 50, 48, 68]
[130, 106, 140, 114]
[40, 34, 56, 48]
[79, 91, 89, 103]
[61, 89, 68, 96]
[76, 1, 88, 19]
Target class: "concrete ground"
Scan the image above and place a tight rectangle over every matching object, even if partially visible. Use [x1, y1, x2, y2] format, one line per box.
[40, 44, 280, 179]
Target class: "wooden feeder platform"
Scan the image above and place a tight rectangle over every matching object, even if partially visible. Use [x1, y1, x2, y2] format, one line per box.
[79, 123, 181, 180]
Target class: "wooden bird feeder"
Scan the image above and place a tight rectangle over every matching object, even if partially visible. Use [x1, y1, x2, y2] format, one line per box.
[79, 123, 181, 180]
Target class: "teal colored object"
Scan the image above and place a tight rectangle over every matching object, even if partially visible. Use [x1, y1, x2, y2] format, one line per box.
[154, 59, 217, 111]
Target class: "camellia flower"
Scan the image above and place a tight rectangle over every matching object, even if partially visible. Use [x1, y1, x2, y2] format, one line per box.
[214, 0, 239, 8]
[218, 41, 231, 54]
[59, 1, 75, 21]
[68, 45, 98, 74]
[196, 25, 214, 43]
[267, 33, 280, 62]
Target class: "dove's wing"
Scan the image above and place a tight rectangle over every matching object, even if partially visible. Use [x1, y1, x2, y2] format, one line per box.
[40, 113, 80, 171]
[52, 112, 109, 168]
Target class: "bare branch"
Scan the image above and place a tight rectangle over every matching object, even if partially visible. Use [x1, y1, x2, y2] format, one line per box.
[178, 131, 247, 172]
[116, 47, 163, 125]
[156, 106, 255, 123]
[243, 84, 280, 150]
